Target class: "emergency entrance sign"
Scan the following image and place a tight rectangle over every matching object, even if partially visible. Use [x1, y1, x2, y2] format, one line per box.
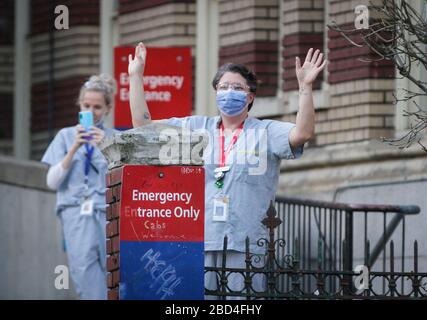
[119, 165, 205, 300]
[114, 47, 192, 129]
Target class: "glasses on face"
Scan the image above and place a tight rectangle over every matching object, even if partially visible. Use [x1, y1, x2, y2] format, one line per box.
[216, 82, 250, 92]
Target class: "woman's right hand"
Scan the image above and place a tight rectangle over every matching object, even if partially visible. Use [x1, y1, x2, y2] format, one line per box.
[128, 42, 147, 78]
[71, 125, 91, 151]
[61, 125, 91, 170]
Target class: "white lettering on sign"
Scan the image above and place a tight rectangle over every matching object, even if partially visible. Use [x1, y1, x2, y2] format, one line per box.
[143, 76, 184, 90]
[145, 90, 171, 102]
[118, 88, 172, 102]
[174, 206, 200, 221]
[132, 190, 192, 205]
[137, 207, 172, 218]
[118, 73, 184, 103]
[133, 206, 200, 222]
[120, 72, 129, 86]
[120, 73, 185, 90]
[120, 88, 129, 101]
[130, 190, 200, 221]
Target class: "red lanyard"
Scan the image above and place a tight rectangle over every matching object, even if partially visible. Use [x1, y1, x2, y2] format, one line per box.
[219, 122, 244, 168]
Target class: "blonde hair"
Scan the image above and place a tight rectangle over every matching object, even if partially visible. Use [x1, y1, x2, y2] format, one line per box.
[78, 74, 117, 108]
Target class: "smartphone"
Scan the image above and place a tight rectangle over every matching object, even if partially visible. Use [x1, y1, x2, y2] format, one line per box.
[79, 111, 94, 131]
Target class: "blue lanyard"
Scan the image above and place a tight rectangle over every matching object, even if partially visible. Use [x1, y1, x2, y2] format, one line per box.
[84, 143, 95, 178]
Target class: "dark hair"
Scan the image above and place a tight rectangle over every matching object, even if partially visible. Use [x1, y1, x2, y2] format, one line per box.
[212, 63, 257, 111]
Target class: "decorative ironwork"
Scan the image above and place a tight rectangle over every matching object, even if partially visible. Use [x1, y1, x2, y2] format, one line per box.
[205, 200, 426, 300]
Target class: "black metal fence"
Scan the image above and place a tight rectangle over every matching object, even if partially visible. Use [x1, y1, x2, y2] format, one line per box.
[205, 198, 426, 299]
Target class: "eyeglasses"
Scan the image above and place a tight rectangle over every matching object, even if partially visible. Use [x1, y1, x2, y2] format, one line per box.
[216, 82, 250, 92]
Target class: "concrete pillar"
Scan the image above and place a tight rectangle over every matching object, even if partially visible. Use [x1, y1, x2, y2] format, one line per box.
[195, 0, 219, 117]
[100, 0, 117, 129]
[13, 0, 31, 159]
[99, 123, 208, 300]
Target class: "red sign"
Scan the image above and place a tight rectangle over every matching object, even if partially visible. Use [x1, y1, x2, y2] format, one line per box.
[119, 165, 205, 242]
[114, 47, 192, 129]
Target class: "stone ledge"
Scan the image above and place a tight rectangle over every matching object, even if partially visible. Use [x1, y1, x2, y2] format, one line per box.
[281, 135, 427, 173]
[0, 155, 51, 192]
[278, 136, 427, 199]
[100, 123, 209, 170]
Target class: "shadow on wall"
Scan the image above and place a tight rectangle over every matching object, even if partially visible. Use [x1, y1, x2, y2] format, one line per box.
[0, 156, 77, 299]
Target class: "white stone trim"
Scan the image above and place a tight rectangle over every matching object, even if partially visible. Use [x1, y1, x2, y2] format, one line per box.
[249, 96, 282, 118]
[286, 89, 329, 114]
[30, 26, 100, 84]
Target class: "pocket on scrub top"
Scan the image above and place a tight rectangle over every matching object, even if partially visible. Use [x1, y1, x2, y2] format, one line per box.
[235, 167, 264, 186]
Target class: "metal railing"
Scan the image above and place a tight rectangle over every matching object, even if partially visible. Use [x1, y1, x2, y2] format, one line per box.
[205, 199, 425, 299]
[274, 197, 420, 291]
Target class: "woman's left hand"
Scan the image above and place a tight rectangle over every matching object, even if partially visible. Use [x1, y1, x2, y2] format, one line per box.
[295, 48, 327, 86]
[89, 126, 105, 145]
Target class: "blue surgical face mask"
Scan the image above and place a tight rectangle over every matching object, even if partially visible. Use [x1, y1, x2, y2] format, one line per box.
[216, 90, 248, 117]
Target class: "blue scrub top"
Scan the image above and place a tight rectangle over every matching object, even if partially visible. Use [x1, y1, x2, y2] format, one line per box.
[163, 115, 304, 254]
[41, 125, 117, 213]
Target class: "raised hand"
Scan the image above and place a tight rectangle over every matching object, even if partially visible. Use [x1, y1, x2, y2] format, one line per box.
[128, 42, 147, 77]
[295, 48, 327, 86]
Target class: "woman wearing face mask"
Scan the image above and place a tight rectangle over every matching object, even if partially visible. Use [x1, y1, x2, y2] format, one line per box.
[128, 42, 326, 298]
[41, 74, 117, 300]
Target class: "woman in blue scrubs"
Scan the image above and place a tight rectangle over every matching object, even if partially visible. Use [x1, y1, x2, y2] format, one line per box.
[127, 43, 326, 299]
[41, 74, 117, 300]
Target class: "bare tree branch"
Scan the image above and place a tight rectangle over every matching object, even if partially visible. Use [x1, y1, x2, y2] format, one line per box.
[328, 0, 427, 151]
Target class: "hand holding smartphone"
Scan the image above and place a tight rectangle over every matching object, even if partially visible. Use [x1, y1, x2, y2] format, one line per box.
[79, 111, 94, 143]
[79, 111, 94, 131]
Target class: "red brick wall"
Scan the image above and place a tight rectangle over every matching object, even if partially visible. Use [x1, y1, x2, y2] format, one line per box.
[313, 0, 396, 146]
[118, 1, 196, 112]
[282, 33, 323, 91]
[219, 41, 278, 96]
[328, 25, 395, 83]
[0, 0, 14, 45]
[105, 167, 123, 300]
[0, 0, 14, 141]
[119, 0, 195, 14]
[31, 76, 88, 132]
[30, 1, 101, 138]
[281, 0, 325, 93]
[218, 0, 280, 97]
[31, 0, 100, 35]
[0, 94, 13, 139]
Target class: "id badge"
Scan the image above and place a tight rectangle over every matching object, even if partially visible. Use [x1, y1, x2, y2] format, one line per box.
[213, 195, 229, 222]
[80, 197, 94, 216]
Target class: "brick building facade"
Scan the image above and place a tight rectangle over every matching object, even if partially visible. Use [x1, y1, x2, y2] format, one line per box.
[1, 0, 426, 200]
[0, 0, 14, 153]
